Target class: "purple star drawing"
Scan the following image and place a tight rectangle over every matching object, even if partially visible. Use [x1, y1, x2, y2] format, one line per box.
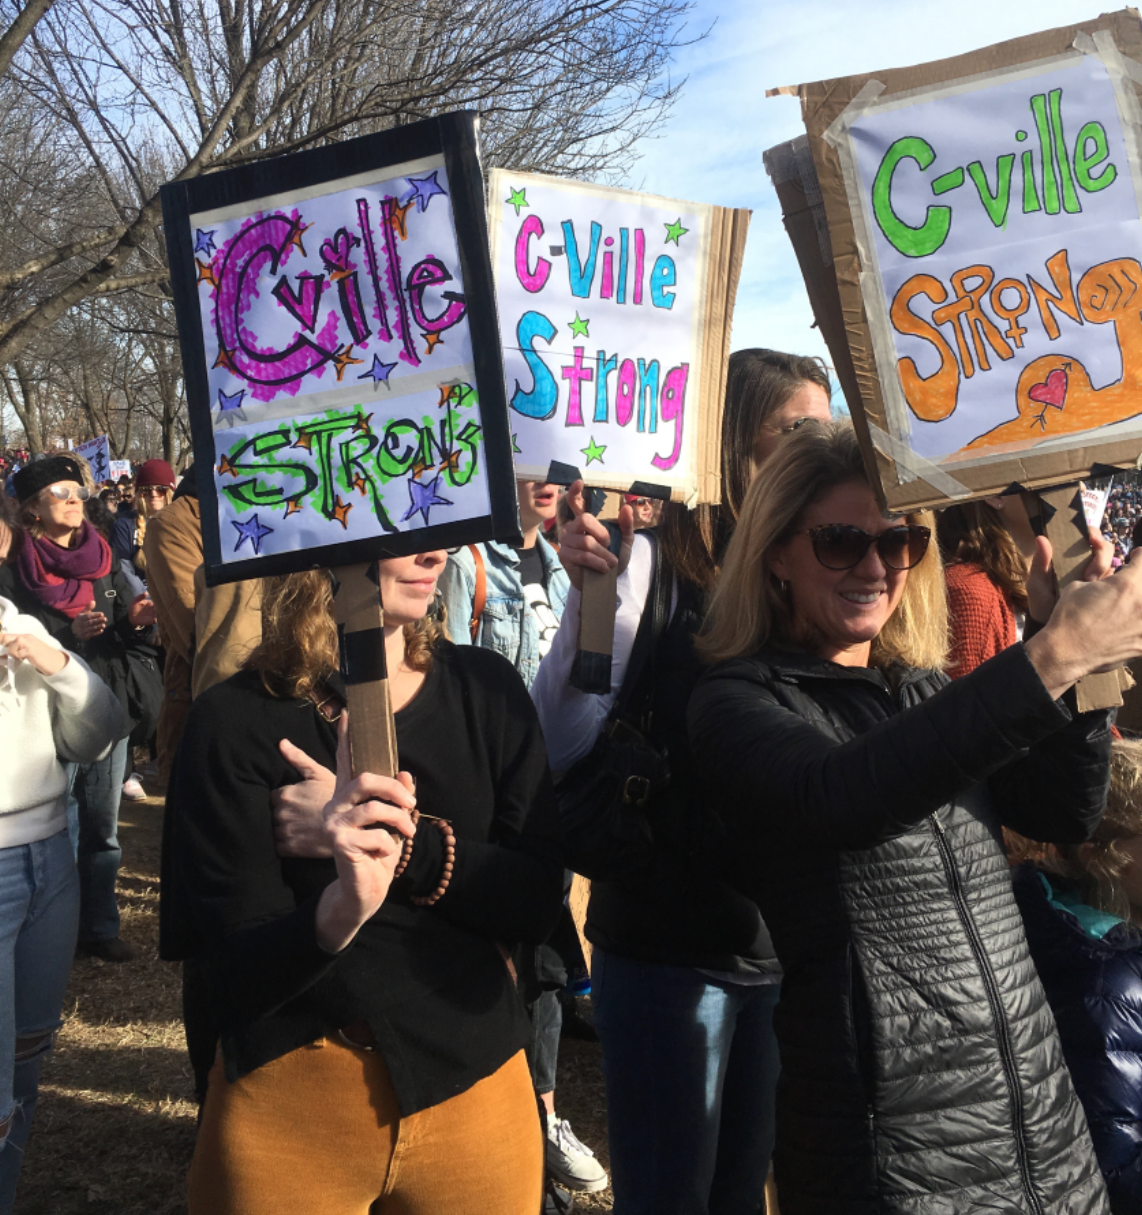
[358, 356, 398, 386]
[400, 474, 453, 526]
[403, 171, 447, 213]
[194, 229, 216, 255]
[232, 514, 274, 556]
[217, 388, 245, 411]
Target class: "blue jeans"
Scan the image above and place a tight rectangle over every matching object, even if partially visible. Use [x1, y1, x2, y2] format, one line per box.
[591, 949, 781, 1215]
[69, 736, 129, 941]
[0, 830, 80, 1214]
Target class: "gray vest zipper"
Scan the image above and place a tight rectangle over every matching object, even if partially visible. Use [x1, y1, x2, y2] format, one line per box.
[930, 815, 1044, 1215]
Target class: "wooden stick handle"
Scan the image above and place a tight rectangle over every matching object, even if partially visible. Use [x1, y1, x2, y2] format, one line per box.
[331, 561, 398, 778]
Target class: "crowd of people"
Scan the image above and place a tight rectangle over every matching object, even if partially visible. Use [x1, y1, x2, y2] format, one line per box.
[1101, 481, 1142, 565]
[3, 356, 1142, 1215]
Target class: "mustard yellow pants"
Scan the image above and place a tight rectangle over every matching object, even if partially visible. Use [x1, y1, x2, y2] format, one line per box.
[189, 1039, 543, 1215]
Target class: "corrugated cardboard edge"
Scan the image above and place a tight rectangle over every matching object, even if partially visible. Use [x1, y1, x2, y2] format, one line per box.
[794, 8, 1142, 512]
[696, 206, 751, 506]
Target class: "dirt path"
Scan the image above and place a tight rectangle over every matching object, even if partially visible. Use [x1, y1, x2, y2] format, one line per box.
[15, 789, 612, 1214]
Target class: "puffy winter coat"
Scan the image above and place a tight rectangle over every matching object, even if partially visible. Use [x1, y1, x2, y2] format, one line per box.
[1013, 865, 1142, 1215]
[688, 642, 1112, 1215]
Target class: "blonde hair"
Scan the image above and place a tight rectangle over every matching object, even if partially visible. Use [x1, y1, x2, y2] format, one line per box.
[132, 486, 172, 574]
[246, 568, 444, 701]
[698, 421, 948, 671]
[1016, 739, 1142, 924]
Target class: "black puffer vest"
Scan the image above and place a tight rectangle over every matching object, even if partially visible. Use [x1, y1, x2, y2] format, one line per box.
[689, 643, 1112, 1215]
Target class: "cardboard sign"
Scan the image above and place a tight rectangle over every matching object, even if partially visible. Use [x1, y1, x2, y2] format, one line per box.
[109, 460, 131, 481]
[779, 10, 1142, 511]
[161, 113, 520, 586]
[74, 435, 111, 483]
[487, 169, 749, 505]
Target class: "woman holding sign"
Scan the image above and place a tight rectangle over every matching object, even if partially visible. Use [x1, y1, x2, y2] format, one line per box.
[688, 420, 1131, 1215]
[533, 348, 832, 1215]
[162, 553, 564, 1215]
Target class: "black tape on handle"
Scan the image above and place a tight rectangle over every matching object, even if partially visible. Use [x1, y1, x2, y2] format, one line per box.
[338, 625, 388, 685]
[570, 649, 612, 693]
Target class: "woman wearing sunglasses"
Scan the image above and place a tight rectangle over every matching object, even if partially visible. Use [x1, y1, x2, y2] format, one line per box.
[688, 421, 1142, 1215]
[8, 456, 157, 964]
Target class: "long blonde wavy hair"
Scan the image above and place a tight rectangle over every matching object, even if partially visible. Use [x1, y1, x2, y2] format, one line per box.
[246, 568, 445, 701]
[698, 421, 948, 671]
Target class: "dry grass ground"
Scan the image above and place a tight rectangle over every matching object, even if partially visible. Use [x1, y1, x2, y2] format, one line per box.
[14, 787, 613, 1214]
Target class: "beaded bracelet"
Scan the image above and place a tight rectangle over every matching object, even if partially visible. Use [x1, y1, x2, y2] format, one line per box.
[391, 807, 420, 880]
[410, 815, 456, 907]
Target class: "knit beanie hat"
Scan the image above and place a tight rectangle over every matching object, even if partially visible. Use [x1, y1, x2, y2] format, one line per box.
[135, 459, 176, 489]
[13, 455, 84, 503]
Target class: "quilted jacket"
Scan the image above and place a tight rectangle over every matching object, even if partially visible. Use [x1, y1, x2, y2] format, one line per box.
[688, 642, 1112, 1215]
[1013, 865, 1142, 1215]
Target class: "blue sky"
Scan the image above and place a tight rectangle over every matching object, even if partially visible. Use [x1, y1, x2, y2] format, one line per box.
[627, 0, 1104, 395]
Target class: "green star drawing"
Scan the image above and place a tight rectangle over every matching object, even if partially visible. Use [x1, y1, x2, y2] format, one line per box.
[664, 218, 689, 245]
[512, 433, 522, 454]
[568, 313, 590, 339]
[506, 187, 529, 216]
[581, 435, 606, 466]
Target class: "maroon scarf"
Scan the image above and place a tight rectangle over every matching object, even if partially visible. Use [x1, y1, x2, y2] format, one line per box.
[17, 521, 113, 619]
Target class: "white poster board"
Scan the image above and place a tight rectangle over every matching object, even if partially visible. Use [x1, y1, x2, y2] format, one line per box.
[162, 114, 520, 583]
[488, 169, 726, 503]
[74, 434, 111, 483]
[836, 40, 1142, 485]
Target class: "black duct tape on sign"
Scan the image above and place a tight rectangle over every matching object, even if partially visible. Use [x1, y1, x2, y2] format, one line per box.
[338, 625, 388, 685]
[570, 649, 613, 695]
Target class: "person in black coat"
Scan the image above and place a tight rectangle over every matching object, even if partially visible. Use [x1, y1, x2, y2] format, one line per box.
[1012, 737, 1142, 1215]
[161, 556, 564, 1214]
[686, 421, 1142, 1215]
[7, 456, 157, 963]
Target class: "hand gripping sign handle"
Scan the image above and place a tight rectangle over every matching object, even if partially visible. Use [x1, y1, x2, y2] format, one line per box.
[1022, 485, 1133, 713]
[570, 487, 621, 695]
[330, 561, 398, 779]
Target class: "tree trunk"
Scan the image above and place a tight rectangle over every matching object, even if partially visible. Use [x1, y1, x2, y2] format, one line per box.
[9, 360, 43, 453]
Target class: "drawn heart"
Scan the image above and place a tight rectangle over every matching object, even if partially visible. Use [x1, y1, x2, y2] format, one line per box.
[1028, 368, 1068, 410]
[320, 229, 354, 274]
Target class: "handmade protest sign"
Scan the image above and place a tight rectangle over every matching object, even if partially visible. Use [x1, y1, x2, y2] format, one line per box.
[74, 435, 111, 483]
[161, 112, 519, 587]
[778, 10, 1142, 512]
[108, 460, 131, 482]
[487, 169, 749, 506]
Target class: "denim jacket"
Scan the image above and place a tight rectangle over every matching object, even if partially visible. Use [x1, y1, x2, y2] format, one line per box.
[438, 536, 569, 690]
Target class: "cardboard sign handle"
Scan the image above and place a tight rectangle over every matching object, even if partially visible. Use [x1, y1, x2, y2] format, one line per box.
[331, 561, 398, 778]
[569, 486, 621, 694]
[1028, 485, 1131, 712]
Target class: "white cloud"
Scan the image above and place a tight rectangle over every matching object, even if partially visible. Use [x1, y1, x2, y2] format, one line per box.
[625, 0, 1107, 401]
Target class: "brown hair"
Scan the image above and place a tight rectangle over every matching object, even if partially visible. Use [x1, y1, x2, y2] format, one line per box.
[246, 569, 443, 701]
[937, 501, 1029, 614]
[697, 421, 948, 671]
[1020, 739, 1142, 924]
[660, 348, 832, 592]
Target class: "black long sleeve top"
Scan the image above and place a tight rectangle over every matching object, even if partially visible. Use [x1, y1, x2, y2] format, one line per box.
[160, 641, 564, 1115]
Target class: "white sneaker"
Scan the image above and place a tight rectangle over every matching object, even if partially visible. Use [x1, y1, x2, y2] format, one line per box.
[545, 1117, 608, 1194]
[121, 773, 147, 801]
